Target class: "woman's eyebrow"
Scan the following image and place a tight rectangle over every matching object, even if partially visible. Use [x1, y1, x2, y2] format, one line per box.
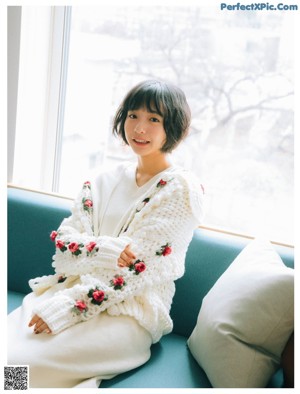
[148, 110, 163, 116]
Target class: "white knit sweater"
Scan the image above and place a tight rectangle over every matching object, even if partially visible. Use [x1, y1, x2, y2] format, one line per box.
[29, 163, 204, 343]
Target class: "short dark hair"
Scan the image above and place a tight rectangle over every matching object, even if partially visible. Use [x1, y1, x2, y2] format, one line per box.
[112, 80, 191, 153]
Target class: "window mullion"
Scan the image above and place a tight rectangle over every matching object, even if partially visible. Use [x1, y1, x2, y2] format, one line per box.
[41, 6, 71, 193]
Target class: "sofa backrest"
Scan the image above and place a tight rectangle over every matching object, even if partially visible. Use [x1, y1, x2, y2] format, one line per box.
[8, 187, 294, 339]
[7, 187, 71, 294]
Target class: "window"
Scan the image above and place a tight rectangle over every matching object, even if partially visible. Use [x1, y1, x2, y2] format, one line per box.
[9, 5, 295, 245]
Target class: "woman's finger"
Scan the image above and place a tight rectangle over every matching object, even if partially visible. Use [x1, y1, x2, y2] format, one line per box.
[117, 245, 136, 267]
[124, 245, 136, 259]
[35, 318, 46, 330]
[117, 257, 125, 267]
[118, 256, 130, 267]
[28, 314, 39, 327]
[34, 321, 51, 334]
[121, 251, 132, 264]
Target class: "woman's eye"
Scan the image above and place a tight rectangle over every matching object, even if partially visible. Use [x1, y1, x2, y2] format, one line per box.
[128, 114, 136, 119]
[150, 117, 160, 122]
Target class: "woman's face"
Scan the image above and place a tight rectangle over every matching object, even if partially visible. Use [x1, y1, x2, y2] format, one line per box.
[124, 107, 167, 159]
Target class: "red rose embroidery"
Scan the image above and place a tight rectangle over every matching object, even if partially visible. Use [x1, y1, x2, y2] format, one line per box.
[135, 261, 146, 273]
[110, 275, 126, 290]
[56, 240, 64, 249]
[68, 242, 83, 256]
[58, 275, 66, 283]
[156, 243, 172, 256]
[163, 246, 172, 256]
[56, 240, 67, 252]
[68, 242, 79, 253]
[87, 287, 108, 305]
[83, 181, 91, 188]
[75, 300, 87, 311]
[86, 241, 97, 253]
[157, 179, 167, 187]
[73, 300, 88, 315]
[92, 290, 105, 303]
[129, 259, 146, 275]
[50, 231, 58, 241]
[83, 198, 93, 209]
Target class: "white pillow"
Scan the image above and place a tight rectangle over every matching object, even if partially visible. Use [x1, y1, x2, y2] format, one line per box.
[187, 238, 294, 388]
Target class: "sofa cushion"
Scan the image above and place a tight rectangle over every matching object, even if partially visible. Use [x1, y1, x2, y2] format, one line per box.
[170, 229, 249, 337]
[170, 229, 293, 338]
[100, 333, 212, 388]
[187, 238, 294, 388]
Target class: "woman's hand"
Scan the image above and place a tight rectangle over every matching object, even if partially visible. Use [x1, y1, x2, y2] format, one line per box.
[28, 314, 52, 334]
[118, 245, 136, 268]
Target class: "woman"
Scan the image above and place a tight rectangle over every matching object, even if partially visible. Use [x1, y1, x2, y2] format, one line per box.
[8, 79, 204, 388]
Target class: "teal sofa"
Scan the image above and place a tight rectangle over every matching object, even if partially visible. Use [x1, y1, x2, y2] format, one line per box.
[7, 186, 294, 388]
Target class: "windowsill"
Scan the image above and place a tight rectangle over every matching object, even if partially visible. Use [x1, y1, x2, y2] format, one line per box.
[7, 183, 74, 201]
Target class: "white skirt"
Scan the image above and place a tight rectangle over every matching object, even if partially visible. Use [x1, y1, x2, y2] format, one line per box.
[7, 286, 152, 388]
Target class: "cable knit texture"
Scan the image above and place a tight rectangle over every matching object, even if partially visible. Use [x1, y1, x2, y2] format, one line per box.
[29, 164, 204, 343]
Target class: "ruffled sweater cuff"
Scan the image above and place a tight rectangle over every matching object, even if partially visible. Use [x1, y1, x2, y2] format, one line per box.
[32, 294, 79, 334]
[97, 236, 131, 268]
[29, 274, 60, 295]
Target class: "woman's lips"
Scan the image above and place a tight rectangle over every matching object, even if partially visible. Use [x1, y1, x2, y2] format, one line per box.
[132, 138, 150, 146]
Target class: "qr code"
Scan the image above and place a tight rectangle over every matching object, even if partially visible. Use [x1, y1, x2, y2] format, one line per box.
[4, 366, 28, 390]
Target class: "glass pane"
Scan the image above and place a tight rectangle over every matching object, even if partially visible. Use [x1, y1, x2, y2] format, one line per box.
[60, 5, 294, 244]
[13, 7, 53, 190]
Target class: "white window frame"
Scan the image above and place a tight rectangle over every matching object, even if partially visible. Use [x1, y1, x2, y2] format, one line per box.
[8, 6, 71, 192]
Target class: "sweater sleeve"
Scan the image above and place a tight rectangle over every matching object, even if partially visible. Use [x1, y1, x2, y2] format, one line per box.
[48, 181, 133, 275]
[32, 174, 204, 334]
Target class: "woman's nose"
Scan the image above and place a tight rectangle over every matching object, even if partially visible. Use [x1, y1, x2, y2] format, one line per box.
[134, 123, 146, 134]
